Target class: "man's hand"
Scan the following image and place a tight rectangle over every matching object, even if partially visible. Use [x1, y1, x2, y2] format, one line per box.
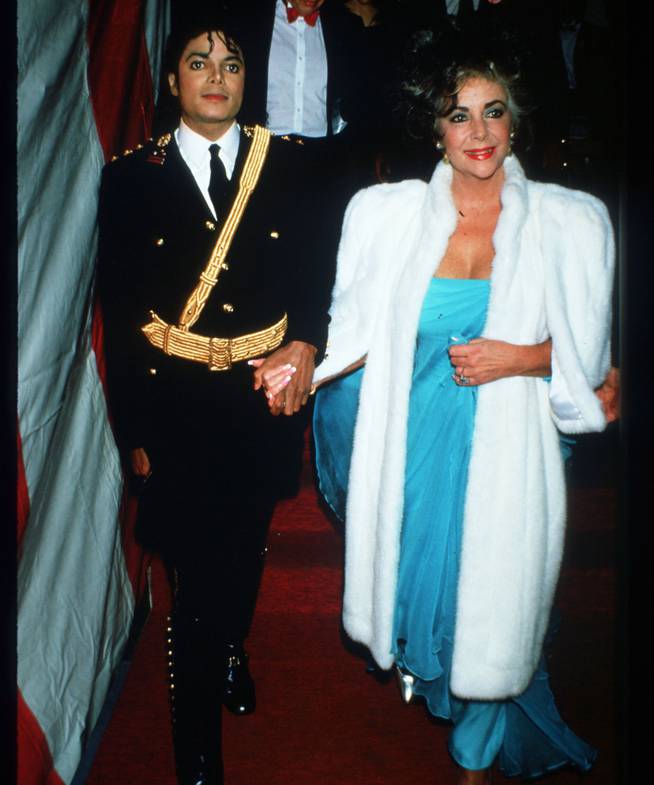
[448, 338, 552, 386]
[130, 447, 151, 477]
[250, 341, 317, 415]
[595, 366, 620, 422]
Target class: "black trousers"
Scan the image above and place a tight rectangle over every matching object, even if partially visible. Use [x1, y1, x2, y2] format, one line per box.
[135, 357, 307, 643]
[171, 493, 276, 642]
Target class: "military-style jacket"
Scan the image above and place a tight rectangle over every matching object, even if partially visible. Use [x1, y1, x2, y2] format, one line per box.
[97, 126, 337, 450]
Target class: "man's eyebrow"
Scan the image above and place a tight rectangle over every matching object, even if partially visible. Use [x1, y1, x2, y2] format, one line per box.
[184, 51, 244, 64]
[184, 50, 211, 61]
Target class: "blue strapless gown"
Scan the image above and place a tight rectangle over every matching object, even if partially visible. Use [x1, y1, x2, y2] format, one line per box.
[313, 278, 597, 776]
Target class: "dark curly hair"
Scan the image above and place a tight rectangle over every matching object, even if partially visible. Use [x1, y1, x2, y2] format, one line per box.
[399, 23, 528, 143]
[154, 12, 244, 135]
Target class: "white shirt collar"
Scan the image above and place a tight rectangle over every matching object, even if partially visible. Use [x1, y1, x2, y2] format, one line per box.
[176, 119, 240, 180]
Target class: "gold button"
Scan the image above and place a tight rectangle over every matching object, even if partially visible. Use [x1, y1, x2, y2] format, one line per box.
[148, 368, 157, 375]
[222, 303, 234, 313]
[205, 220, 216, 231]
[155, 237, 164, 246]
[270, 230, 279, 239]
[221, 263, 229, 271]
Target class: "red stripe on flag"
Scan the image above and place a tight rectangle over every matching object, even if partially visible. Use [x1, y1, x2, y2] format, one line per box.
[87, 0, 155, 161]
[17, 427, 30, 555]
[91, 299, 107, 390]
[18, 690, 66, 785]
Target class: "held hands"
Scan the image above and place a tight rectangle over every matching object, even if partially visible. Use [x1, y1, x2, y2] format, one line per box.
[250, 341, 317, 416]
[449, 338, 552, 386]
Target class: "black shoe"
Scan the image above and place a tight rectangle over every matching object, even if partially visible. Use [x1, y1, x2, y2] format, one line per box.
[167, 613, 224, 785]
[222, 643, 256, 715]
[175, 750, 223, 785]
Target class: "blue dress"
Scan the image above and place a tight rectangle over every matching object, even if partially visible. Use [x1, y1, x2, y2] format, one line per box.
[313, 278, 597, 776]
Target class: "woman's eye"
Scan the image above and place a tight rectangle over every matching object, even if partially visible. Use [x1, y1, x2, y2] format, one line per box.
[450, 113, 468, 123]
[486, 107, 504, 118]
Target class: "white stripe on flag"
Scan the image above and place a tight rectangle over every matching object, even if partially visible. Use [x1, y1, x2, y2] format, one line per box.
[17, 1, 136, 782]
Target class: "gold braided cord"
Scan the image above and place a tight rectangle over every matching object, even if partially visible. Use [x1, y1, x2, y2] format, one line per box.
[177, 125, 272, 331]
[142, 312, 287, 371]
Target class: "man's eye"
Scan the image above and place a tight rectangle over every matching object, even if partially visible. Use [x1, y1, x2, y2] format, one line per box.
[190, 60, 204, 70]
[226, 63, 240, 74]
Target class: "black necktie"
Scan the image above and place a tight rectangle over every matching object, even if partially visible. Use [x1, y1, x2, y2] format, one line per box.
[208, 143, 229, 216]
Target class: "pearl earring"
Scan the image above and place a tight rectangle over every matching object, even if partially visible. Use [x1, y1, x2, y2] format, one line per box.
[436, 141, 449, 165]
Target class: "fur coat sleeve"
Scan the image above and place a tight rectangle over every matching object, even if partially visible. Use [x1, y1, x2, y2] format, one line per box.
[314, 156, 614, 700]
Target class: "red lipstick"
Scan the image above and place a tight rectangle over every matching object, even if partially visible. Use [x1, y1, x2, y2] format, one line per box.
[464, 147, 495, 160]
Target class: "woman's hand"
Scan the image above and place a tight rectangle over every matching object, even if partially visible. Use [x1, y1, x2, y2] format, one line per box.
[249, 358, 297, 400]
[595, 366, 620, 422]
[449, 338, 552, 386]
[251, 341, 317, 415]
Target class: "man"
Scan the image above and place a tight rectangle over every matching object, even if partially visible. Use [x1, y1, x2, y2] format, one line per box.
[98, 15, 335, 785]
[227, 0, 362, 138]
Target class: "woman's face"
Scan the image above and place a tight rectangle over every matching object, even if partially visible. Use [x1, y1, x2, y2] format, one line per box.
[439, 77, 512, 181]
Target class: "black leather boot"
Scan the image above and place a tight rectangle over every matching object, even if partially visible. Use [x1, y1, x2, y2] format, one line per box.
[222, 642, 256, 715]
[167, 611, 224, 785]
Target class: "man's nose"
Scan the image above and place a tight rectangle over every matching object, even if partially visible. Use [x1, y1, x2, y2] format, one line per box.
[207, 65, 223, 83]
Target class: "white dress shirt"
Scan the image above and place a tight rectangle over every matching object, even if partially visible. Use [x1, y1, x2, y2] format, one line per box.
[174, 120, 240, 218]
[446, 0, 481, 13]
[266, 0, 328, 137]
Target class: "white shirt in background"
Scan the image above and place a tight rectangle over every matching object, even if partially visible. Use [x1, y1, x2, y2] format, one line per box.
[446, 0, 481, 13]
[266, 0, 328, 137]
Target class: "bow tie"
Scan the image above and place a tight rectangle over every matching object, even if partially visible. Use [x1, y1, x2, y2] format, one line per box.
[286, 5, 320, 26]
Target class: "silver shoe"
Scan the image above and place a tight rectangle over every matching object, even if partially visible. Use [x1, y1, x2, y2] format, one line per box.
[395, 665, 415, 704]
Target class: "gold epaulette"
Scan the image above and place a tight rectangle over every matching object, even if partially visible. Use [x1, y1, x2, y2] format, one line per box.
[110, 137, 153, 162]
[243, 125, 304, 145]
[279, 134, 304, 145]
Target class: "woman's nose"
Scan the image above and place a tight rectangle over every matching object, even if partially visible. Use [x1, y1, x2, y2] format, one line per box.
[470, 116, 487, 140]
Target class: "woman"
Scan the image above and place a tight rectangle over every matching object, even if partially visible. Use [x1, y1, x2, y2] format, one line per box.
[309, 28, 613, 784]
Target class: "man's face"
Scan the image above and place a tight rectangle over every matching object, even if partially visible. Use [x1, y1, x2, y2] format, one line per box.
[288, 0, 326, 16]
[168, 31, 245, 140]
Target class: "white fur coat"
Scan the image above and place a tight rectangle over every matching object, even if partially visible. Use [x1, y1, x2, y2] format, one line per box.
[313, 156, 614, 700]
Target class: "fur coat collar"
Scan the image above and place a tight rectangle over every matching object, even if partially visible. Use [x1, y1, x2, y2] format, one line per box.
[314, 156, 613, 699]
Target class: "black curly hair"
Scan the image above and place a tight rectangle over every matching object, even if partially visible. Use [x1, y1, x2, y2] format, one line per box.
[153, 12, 245, 136]
[399, 22, 529, 143]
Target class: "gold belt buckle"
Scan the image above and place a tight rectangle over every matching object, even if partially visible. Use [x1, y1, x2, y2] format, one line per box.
[208, 337, 232, 371]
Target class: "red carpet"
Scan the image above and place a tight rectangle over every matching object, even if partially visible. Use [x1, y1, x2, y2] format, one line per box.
[84, 458, 617, 785]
